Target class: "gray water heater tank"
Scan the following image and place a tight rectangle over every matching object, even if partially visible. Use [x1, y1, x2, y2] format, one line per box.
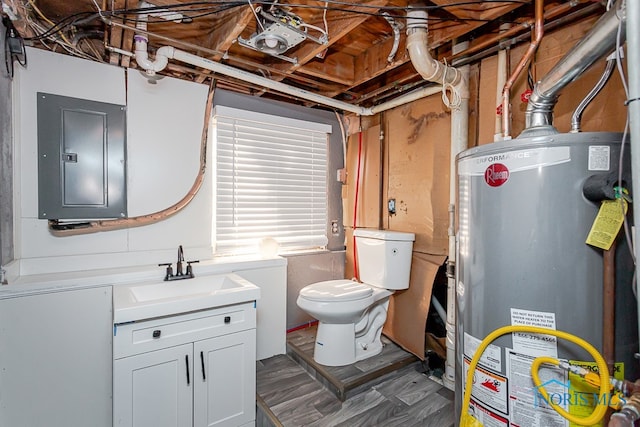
[455, 132, 637, 426]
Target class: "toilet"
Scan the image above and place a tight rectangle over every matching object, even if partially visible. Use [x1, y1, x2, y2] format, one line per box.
[296, 228, 415, 366]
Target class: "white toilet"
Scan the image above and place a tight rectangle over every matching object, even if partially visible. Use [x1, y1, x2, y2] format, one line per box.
[296, 229, 415, 366]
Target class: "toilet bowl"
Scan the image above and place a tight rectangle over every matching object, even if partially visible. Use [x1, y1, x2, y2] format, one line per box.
[296, 229, 415, 366]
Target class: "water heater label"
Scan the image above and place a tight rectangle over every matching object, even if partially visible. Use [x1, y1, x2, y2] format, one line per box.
[464, 332, 502, 372]
[507, 350, 568, 427]
[510, 308, 558, 358]
[588, 145, 611, 171]
[458, 146, 571, 177]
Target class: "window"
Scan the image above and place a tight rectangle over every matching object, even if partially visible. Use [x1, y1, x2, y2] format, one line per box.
[212, 106, 331, 256]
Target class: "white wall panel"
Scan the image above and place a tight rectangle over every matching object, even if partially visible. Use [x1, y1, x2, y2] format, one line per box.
[13, 48, 212, 274]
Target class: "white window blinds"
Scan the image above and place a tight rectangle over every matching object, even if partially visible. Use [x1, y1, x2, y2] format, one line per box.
[212, 106, 331, 255]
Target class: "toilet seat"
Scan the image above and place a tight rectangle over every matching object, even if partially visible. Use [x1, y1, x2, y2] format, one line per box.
[299, 279, 372, 302]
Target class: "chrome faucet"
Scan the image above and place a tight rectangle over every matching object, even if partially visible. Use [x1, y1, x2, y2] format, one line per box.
[158, 245, 199, 281]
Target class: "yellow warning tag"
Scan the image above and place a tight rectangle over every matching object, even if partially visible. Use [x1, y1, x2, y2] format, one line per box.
[585, 199, 627, 250]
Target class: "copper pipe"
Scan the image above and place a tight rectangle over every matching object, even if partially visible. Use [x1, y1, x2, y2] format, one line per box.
[501, 0, 544, 139]
[603, 238, 618, 426]
[603, 241, 617, 375]
[450, 0, 593, 63]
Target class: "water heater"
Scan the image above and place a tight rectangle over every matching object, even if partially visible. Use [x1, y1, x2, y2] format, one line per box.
[455, 132, 637, 426]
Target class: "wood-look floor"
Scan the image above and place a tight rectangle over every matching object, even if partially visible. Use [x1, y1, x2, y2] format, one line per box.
[256, 326, 455, 427]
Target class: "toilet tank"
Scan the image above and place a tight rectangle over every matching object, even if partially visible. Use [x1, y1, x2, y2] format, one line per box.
[353, 229, 415, 290]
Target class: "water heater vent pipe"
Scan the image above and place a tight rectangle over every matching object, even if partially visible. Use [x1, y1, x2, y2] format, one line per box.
[524, 1, 626, 133]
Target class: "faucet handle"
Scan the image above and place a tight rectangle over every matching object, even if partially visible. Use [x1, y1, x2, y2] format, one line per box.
[158, 263, 174, 281]
[186, 260, 199, 278]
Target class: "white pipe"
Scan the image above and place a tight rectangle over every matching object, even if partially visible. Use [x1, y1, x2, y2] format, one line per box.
[494, 24, 510, 141]
[443, 41, 469, 391]
[626, 0, 640, 356]
[134, 9, 167, 76]
[133, 45, 441, 116]
[406, 9, 460, 86]
[405, 8, 469, 390]
[370, 85, 442, 114]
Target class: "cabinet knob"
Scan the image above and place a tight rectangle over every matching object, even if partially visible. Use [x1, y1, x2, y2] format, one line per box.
[152, 329, 161, 338]
[224, 316, 231, 324]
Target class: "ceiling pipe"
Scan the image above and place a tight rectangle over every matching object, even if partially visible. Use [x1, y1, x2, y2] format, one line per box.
[501, 0, 544, 140]
[406, 9, 460, 86]
[449, 0, 594, 63]
[132, 44, 442, 116]
[524, 0, 626, 134]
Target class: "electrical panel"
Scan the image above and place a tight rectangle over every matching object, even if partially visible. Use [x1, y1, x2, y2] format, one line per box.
[37, 92, 127, 219]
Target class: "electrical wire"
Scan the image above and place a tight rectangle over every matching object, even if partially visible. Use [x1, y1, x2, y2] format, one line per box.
[247, 0, 265, 31]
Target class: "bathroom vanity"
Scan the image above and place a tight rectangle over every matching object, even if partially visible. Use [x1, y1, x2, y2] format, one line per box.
[113, 302, 257, 427]
[112, 273, 260, 427]
[0, 257, 286, 427]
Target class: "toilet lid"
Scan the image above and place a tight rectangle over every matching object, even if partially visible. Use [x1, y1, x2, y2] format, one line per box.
[300, 279, 373, 302]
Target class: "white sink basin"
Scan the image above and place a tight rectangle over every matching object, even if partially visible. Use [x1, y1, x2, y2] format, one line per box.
[113, 273, 260, 323]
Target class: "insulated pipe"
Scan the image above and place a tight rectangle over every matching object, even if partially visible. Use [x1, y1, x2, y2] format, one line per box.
[502, 0, 544, 139]
[525, 1, 626, 131]
[627, 0, 640, 357]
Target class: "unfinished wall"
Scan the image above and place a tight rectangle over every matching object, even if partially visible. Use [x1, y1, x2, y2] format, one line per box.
[13, 48, 210, 275]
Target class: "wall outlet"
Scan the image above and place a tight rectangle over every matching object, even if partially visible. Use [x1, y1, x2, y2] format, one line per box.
[331, 220, 339, 235]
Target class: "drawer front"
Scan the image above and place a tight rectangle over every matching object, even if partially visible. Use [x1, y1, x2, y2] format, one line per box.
[114, 302, 256, 359]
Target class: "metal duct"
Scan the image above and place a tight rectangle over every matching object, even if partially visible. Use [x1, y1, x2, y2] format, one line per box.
[524, 1, 626, 133]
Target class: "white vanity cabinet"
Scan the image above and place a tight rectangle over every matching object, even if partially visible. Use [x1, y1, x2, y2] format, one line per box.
[113, 301, 257, 427]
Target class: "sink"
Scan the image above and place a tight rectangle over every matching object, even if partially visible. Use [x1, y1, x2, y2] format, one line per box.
[113, 273, 260, 323]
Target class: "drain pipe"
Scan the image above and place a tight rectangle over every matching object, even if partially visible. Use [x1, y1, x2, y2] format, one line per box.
[445, 41, 469, 392]
[406, 8, 468, 391]
[627, 0, 640, 358]
[524, 1, 626, 134]
[133, 6, 167, 76]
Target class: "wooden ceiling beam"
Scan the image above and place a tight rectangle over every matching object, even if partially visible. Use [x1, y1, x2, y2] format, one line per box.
[295, 51, 355, 86]
[429, 0, 522, 21]
[194, 8, 254, 83]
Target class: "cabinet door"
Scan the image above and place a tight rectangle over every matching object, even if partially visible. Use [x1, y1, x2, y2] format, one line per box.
[194, 329, 256, 427]
[0, 287, 112, 427]
[114, 344, 193, 427]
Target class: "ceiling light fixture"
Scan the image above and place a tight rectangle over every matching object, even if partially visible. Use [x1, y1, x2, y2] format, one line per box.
[238, 6, 327, 64]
